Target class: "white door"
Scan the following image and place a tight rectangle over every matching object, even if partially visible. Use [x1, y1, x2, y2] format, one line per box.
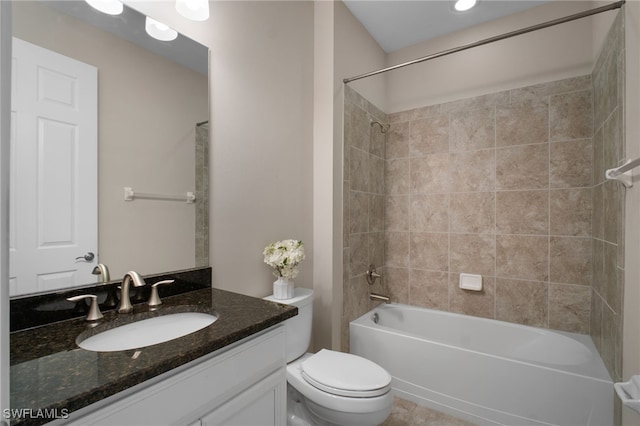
[10, 38, 98, 296]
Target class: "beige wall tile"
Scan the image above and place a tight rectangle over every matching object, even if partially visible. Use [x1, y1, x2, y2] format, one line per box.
[441, 91, 509, 113]
[385, 232, 409, 268]
[550, 139, 592, 188]
[496, 190, 548, 235]
[370, 194, 385, 232]
[386, 158, 410, 194]
[592, 238, 605, 297]
[550, 90, 593, 142]
[386, 267, 409, 304]
[496, 235, 549, 281]
[449, 233, 495, 276]
[449, 192, 495, 234]
[496, 278, 548, 327]
[344, 101, 369, 151]
[370, 123, 385, 158]
[496, 101, 549, 147]
[550, 237, 592, 286]
[350, 146, 370, 192]
[369, 154, 385, 194]
[449, 149, 495, 192]
[385, 195, 409, 232]
[369, 233, 385, 270]
[410, 115, 449, 156]
[449, 274, 495, 319]
[590, 292, 603, 354]
[549, 284, 591, 333]
[349, 233, 369, 278]
[409, 193, 449, 233]
[349, 191, 368, 234]
[592, 183, 604, 240]
[410, 153, 450, 194]
[385, 121, 409, 159]
[604, 107, 623, 170]
[592, 127, 605, 186]
[603, 180, 620, 244]
[449, 107, 495, 152]
[410, 232, 449, 271]
[496, 144, 549, 190]
[550, 188, 592, 236]
[409, 269, 449, 310]
[604, 242, 621, 314]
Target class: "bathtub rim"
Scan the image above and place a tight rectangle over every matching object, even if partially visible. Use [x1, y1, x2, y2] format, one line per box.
[350, 302, 612, 384]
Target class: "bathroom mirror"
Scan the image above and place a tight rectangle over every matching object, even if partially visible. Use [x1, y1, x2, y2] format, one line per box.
[10, 1, 209, 296]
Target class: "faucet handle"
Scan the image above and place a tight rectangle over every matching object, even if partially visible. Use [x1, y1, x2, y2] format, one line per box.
[148, 279, 175, 307]
[67, 294, 104, 321]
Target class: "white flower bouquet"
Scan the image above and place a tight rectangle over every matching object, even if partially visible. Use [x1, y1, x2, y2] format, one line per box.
[263, 239, 305, 280]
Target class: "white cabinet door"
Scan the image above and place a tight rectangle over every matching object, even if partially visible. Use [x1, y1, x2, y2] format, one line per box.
[200, 370, 286, 426]
[10, 37, 98, 295]
[64, 327, 286, 426]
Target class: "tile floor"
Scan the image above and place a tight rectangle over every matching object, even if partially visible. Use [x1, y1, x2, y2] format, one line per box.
[382, 397, 477, 426]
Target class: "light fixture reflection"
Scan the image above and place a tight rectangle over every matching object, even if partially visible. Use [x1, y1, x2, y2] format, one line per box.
[145, 17, 178, 41]
[454, 0, 477, 12]
[85, 0, 123, 15]
[175, 0, 210, 21]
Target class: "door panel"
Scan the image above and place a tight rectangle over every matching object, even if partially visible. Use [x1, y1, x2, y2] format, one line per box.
[10, 37, 98, 295]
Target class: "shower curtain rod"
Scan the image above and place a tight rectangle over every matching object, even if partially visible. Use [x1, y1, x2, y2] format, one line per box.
[343, 0, 625, 84]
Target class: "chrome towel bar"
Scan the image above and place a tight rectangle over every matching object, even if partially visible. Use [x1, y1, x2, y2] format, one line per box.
[605, 158, 640, 188]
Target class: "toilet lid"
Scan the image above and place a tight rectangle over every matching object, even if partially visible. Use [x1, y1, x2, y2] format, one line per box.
[300, 349, 391, 398]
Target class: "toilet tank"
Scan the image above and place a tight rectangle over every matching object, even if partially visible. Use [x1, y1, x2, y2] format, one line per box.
[264, 287, 313, 362]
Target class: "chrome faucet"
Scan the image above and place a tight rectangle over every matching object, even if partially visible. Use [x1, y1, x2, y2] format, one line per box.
[92, 263, 111, 283]
[117, 271, 146, 314]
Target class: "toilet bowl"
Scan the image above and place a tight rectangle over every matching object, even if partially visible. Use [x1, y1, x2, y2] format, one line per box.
[264, 288, 392, 426]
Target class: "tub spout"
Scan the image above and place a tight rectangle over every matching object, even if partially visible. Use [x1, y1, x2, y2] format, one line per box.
[370, 293, 390, 303]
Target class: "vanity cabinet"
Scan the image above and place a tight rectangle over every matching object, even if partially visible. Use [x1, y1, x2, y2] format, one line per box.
[65, 326, 286, 426]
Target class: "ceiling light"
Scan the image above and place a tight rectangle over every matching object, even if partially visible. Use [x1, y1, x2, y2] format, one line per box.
[145, 17, 178, 41]
[85, 0, 123, 15]
[175, 0, 210, 21]
[454, 0, 477, 12]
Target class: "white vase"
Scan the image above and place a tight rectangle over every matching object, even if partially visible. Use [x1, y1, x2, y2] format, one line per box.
[273, 277, 294, 300]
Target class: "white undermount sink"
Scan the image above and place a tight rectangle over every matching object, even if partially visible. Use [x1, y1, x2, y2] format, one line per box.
[78, 312, 218, 352]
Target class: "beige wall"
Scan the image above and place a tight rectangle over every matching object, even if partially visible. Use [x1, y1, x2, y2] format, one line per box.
[13, 1, 208, 278]
[128, 1, 315, 301]
[385, 1, 613, 113]
[623, 2, 640, 424]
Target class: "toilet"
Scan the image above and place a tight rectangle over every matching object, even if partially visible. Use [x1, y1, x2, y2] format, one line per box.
[264, 288, 392, 426]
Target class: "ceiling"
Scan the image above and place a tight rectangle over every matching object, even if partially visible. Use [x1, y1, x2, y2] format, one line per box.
[343, 0, 550, 53]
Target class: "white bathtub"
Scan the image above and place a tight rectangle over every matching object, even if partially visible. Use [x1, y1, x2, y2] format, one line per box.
[349, 303, 613, 426]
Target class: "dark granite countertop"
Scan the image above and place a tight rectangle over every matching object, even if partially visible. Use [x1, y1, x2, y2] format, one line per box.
[9, 287, 297, 425]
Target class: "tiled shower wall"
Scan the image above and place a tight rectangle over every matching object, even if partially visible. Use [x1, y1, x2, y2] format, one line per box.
[384, 76, 593, 333]
[590, 10, 625, 393]
[342, 13, 625, 380]
[342, 87, 389, 351]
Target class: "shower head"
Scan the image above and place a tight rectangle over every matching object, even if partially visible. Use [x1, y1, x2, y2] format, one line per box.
[370, 119, 390, 134]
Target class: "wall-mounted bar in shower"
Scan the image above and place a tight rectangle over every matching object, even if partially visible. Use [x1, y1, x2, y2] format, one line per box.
[605, 157, 640, 188]
[343, 1, 625, 84]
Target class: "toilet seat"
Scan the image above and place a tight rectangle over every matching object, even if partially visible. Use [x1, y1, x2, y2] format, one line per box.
[300, 349, 391, 398]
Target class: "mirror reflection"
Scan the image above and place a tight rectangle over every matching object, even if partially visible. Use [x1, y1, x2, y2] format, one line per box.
[10, 1, 209, 296]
